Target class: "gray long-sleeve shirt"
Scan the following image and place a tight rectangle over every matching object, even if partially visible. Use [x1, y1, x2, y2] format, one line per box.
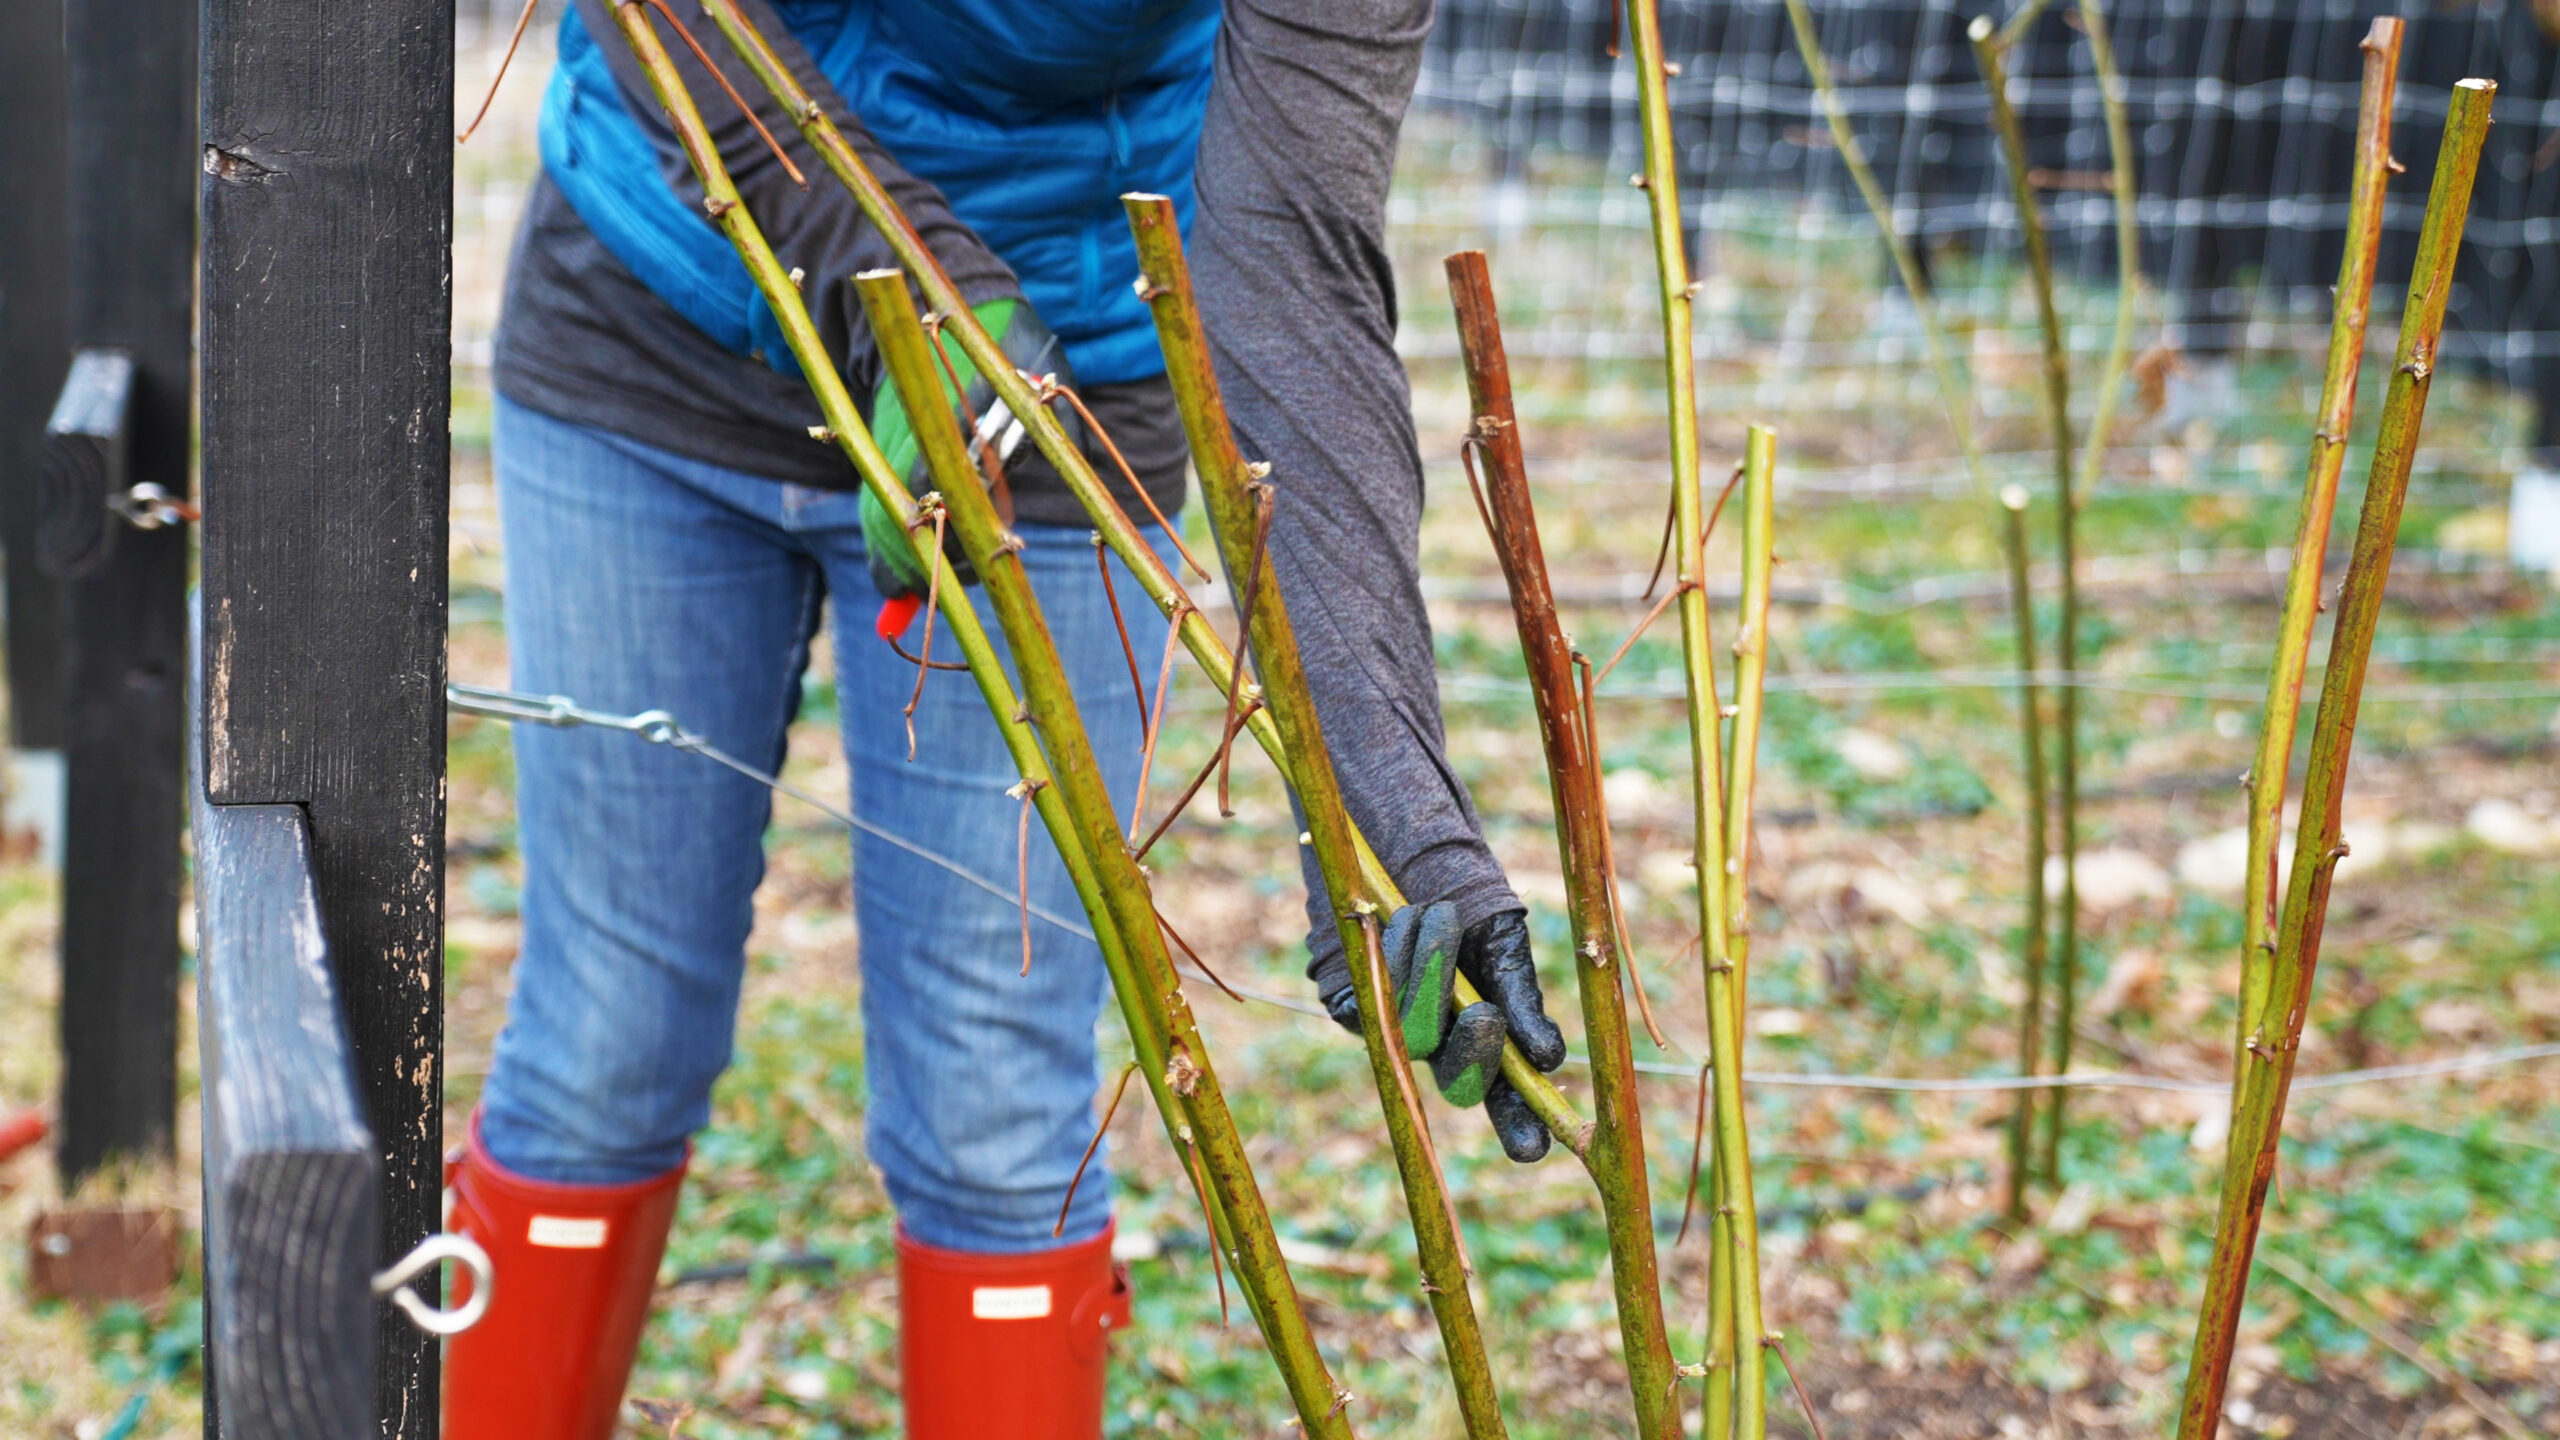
[493, 0, 1519, 962]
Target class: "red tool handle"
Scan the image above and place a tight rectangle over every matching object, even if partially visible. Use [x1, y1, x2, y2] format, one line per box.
[0, 1109, 50, 1165]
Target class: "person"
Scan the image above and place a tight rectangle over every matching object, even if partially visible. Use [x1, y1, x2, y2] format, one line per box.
[444, 2, 1569, 1436]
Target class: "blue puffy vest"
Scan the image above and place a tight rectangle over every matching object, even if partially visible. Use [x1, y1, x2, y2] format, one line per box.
[542, 0, 1219, 386]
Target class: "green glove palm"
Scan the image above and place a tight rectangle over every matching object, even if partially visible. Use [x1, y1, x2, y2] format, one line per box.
[1312, 903, 1567, 1162]
[859, 297, 1074, 615]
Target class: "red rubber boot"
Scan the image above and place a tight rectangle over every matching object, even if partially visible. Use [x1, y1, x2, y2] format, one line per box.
[443, 1111, 685, 1440]
[898, 1222, 1133, 1439]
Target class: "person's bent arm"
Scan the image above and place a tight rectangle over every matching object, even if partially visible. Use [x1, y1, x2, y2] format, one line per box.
[1193, 0, 1566, 1160]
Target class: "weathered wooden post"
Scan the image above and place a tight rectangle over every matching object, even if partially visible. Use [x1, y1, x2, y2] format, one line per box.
[0, 0, 68, 769]
[199, 0, 456, 1431]
[40, 0, 195, 1185]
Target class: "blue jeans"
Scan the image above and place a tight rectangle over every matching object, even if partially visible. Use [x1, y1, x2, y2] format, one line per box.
[478, 396, 1170, 1252]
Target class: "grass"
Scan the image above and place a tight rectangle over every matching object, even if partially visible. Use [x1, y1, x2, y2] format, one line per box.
[4, 40, 2559, 1440]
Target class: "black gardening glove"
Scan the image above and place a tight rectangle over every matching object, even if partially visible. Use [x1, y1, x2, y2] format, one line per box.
[1311, 904, 1568, 1163]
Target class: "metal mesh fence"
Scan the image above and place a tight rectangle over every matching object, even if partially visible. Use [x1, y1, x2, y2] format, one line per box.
[1413, 0, 2560, 455]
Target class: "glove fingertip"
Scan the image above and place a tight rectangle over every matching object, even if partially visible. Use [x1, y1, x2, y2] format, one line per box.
[1378, 905, 1421, 979]
[1323, 988, 1365, 1038]
[1439, 1061, 1494, 1110]
[1483, 1077, 1552, 1164]
[1430, 1004, 1507, 1109]
[1417, 900, 1462, 965]
[1517, 1014, 1570, 1074]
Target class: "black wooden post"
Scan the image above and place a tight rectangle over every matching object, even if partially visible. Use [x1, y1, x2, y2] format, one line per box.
[46, 0, 194, 1184]
[199, 0, 455, 1432]
[0, 0, 68, 752]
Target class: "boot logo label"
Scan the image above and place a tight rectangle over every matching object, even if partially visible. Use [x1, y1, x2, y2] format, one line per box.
[970, 1284, 1053, 1320]
[527, 1215, 610, 1249]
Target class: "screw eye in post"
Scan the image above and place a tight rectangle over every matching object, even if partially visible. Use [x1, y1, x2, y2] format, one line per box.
[372, 1231, 495, 1337]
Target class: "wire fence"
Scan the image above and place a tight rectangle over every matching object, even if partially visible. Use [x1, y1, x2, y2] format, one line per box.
[445, 681, 2560, 1105]
[441, 9, 2560, 735]
[1411, 0, 2560, 456]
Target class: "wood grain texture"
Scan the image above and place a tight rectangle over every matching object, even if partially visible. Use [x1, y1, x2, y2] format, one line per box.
[40, 348, 132, 580]
[0, 0, 68, 748]
[195, 794, 380, 1440]
[55, 0, 192, 1186]
[198, 1, 453, 1430]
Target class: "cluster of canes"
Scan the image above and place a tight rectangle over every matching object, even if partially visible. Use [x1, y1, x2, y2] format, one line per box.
[590, 0, 2491, 1432]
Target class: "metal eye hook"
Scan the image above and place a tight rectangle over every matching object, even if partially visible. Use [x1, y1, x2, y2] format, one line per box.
[628, 711, 683, 745]
[110, 482, 199, 530]
[372, 1231, 495, 1337]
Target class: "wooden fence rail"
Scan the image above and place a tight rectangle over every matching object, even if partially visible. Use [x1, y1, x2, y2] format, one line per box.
[194, 778, 379, 1440]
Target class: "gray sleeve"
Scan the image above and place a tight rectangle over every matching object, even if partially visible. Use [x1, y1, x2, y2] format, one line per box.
[1191, 0, 1520, 964]
[575, 0, 1018, 394]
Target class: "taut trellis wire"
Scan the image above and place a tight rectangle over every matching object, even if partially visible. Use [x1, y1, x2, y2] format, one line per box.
[445, 681, 2560, 1100]
[1412, 0, 2560, 453]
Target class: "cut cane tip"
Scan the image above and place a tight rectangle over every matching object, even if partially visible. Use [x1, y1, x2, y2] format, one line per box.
[1999, 483, 2031, 511]
[876, 594, 923, 641]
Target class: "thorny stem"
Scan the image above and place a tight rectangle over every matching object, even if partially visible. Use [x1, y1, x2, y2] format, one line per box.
[2175, 79, 2493, 1440]
[1642, 485, 1680, 601]
[1622, 4, 1768, 1434]
[1446, 250, 1679, 1440]
[1676, 1062, 1710, 1247]
[1055, 1062, 1141, 1238]
[1706, 1197, 1737, 1440]
[1787, 0, 2054, 1215]
[1714, 430, 1778, 1424]
[1766, 1335, 1831, 1440]
[458, 0, 541, 144]
[1359, 913, 1475, 1281]
[1156, 911, 1246, 1005]
[2063, 0, 2141, 1169]
[633, 0, 804, 187]
[1132, 697, 1262, 863]
[601, 21, 1341, 1424]
[884, 632, 967, 674]
[854, 268, 1345, 1428]
[2072, 0, 2141, 507]
[1130, 199, 1511, 1439]
[694, 0, 1587, 1147]
[1705, 465, 1745, 550]
[1049, 384, 1212, 581]
[1460, 440, 1668, 1050]
[1012, 778, 1042, 976]
[1778, 0, 1992, 500]
[1582, 655, 1671, 1050]
[1594, 580, 1692, 690]
[1218, 488, 1276, 818]
[1603, 464, 1742, 691]
[919, 312, 1006, 503]
[2000, 489, 2052, 1224]
[1096, 534, 1151, 732]
[901, 504, 949, 762]
[1130, 599, 1188, 837]
[1183, 1133, 1230, 1325]
[1971, 16, 2082, 1189]
[1995, 0, 2058, 51]
[2237, 18, 2401, 1085]
[1725, 434, 1776, 966]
